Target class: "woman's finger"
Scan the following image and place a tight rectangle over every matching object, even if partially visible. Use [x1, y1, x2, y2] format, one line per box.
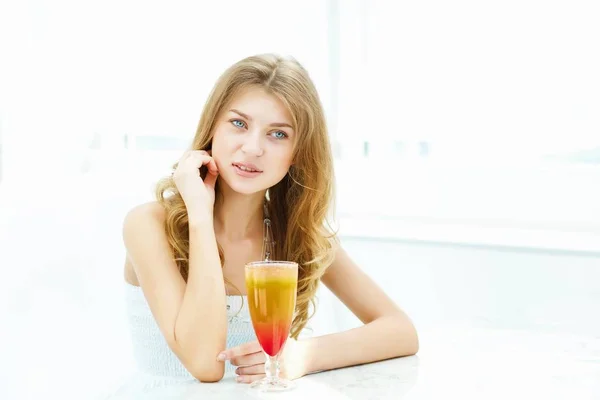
[177, 150, 192, 165]
[185, 154, 214, 170]
[202, 156, 218, 175]
[218, 341, 262, 362]
[207, 157, 218, 174]
[235, 363, 265, 376]
[191, 150, 218, 173]
[229, 351, 265, 367]
[236, 374, 266, 384]
[189, 149, 210, 159]
[188, 153, 218, 173]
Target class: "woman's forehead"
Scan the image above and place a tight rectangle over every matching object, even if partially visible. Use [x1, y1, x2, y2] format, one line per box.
[226, 86, 294, 127]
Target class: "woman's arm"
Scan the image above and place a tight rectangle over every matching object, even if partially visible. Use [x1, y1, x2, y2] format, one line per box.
[303, 245, 418, 374]
[123, 201, 227, 382]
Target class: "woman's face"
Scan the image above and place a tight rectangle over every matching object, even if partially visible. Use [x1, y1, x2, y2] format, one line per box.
[211, 86, 296, 195]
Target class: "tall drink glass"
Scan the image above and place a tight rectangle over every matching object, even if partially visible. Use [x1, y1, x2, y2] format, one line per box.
[245, 260, 298, 392]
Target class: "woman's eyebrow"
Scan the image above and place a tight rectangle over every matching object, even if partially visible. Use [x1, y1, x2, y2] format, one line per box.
[270, 122, 293, 129]
[230, 109, 251, 120]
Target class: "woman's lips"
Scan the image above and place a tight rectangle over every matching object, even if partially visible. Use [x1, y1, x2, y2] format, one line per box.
[232, 163, 263, 178]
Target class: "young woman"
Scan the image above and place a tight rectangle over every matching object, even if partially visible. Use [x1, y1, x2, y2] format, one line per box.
[122, 53, 418, 385]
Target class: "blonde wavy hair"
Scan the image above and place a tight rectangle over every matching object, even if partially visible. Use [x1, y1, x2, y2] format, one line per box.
[154, 54, 338, 339]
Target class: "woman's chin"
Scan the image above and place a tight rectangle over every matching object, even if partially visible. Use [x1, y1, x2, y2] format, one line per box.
[220, 177, 267, 196]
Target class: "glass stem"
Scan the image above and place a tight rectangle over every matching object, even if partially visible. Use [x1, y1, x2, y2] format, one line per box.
[264, 353, 280, 381]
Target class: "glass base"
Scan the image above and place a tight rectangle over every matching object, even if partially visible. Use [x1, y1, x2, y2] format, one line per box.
[249, 376, 296, 392]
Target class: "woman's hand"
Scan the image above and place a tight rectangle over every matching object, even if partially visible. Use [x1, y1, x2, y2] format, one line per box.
[172, 150, 219, 218]
[218, 338, 311, 383]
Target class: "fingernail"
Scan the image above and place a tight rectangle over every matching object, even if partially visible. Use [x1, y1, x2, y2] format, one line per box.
[217, 353, 226, 361]
[236, 376, 242, 382]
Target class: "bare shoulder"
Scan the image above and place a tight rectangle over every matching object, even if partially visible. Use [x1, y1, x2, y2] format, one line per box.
[122, 201, 170, 273]
[124, 201, 166, 228]
[123, 201, 168, 285]
[122, 197, 187, 289]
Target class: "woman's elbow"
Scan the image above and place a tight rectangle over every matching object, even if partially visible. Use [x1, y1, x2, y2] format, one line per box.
[191, 365, 225, 383]
[407, 329, 419, 356]
[186, 354, 225, 383]
[169, 337, 226, 382]
[407, 323, 420, 355]
[391, 313, 419, 356]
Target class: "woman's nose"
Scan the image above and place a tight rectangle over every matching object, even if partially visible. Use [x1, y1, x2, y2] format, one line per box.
[241, 131, 264, 157]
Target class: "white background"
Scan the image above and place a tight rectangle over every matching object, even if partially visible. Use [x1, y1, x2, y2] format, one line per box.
[1, 1, 599, 398]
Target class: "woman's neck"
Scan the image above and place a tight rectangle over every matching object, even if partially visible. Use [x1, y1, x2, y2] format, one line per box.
[213, 184, 266, 242]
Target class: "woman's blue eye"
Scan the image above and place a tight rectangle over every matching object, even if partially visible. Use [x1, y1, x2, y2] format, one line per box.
[231, 119, 246, 128]
[271, 131, 287, 139]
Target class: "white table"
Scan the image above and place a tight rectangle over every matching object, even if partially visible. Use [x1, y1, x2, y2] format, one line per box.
[103, 327, 600, 400]
[105, 356, 417, 400]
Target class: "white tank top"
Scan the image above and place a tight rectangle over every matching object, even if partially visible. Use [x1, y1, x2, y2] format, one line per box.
[124, 282, 256, 378]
